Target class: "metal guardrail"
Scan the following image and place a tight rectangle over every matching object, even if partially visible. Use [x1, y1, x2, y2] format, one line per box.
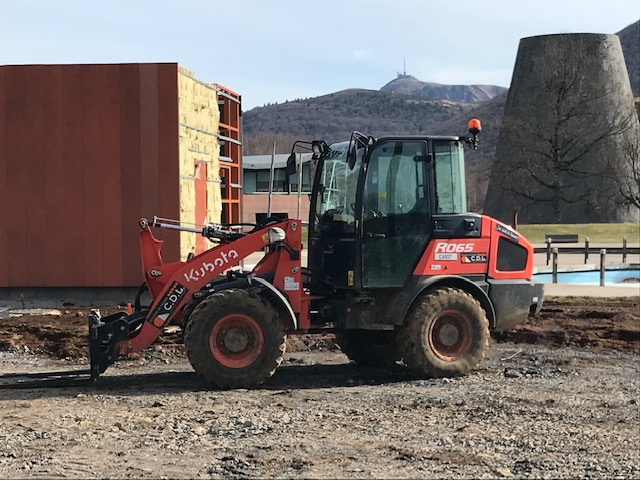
[534, 237, 640, 265]
[542, 248, 639, 286]
[534, 237, 640, 286]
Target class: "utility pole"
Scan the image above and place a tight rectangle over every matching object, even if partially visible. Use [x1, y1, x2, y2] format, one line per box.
[267, 142, 275, 217]
[297, 153, 303, 220]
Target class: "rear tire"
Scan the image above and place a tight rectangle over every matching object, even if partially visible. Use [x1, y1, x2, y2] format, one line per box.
[184, 289, 286, 389]
[398, 287, 489, 377]
[335, 330, 401, 366]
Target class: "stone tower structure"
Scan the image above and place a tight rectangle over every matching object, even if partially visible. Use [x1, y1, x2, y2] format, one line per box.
[484, 33, 639, 225]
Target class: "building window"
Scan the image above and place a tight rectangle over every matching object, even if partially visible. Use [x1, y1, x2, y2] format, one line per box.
[289, 164, 312, 193]
[244, 165, 312, 194]
[255, 169, 287, 192]
[244, 171, 257, 193]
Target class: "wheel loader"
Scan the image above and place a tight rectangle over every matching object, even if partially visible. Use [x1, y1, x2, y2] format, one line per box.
[1, 119, 544, 389]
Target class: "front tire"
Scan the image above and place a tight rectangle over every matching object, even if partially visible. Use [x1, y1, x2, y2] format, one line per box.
[398, 287, 489, 377]
[184, 289, 286, 389]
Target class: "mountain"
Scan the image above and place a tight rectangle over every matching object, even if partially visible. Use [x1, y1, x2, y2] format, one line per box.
[243, 20, 639, 157]
[617, 20, 640, 96]
[243, 88, 477, 149]
[380, 75, 507, 103]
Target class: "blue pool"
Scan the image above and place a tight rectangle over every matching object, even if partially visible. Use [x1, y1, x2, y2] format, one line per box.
[533, 269, 640, 286]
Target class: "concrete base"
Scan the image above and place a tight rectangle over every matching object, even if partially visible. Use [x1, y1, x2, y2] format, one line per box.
[0, 287, 141, 309]
[543, 283, 639, 298]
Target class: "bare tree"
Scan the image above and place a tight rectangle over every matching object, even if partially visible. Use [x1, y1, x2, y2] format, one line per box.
[466, 161, 491, 213]
[243, 132, 299, 156]
[487, 34, 640, 224]
[607, 125, 640, 209]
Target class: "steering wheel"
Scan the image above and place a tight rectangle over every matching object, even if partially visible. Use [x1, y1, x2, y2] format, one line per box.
[369, 209, 386, 218]
[249, 216, 286, 233]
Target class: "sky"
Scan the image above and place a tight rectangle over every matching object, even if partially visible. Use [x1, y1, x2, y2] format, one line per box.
[0, 0, 639, 110]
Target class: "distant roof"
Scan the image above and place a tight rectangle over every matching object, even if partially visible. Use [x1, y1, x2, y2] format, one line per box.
[243, 153, 313, 170]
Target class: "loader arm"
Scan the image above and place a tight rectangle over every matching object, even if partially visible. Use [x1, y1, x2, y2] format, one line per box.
[113, 218, 303, 358]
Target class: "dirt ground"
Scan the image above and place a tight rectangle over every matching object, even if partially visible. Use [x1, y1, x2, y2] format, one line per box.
[0, 296, 639, 479]
[1, 297, 638, 358]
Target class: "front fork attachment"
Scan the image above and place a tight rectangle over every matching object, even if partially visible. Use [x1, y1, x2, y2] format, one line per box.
[0, 309, 145, 389]
[88, 309, 148, 380]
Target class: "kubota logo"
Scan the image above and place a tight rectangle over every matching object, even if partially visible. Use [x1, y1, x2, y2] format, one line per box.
[434, 242, 474, 253]
[183, 249, 239, 283]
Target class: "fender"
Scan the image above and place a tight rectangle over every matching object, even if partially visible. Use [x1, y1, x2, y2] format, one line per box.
[397, 275, 496, 329]
[251, 276, 298, 330]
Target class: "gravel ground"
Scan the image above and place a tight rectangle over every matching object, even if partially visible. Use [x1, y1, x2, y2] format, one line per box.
[0, 340, 638, 479]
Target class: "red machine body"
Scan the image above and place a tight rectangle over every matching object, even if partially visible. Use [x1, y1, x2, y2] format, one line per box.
[77, 122, 545, 389]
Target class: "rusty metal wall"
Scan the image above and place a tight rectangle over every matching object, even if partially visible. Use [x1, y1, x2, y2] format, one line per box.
[0, 63, 180, 287]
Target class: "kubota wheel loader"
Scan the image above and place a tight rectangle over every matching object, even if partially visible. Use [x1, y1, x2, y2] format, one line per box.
[1, 119, 544, 389]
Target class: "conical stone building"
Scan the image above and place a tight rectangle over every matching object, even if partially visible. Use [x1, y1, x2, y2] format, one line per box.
[484, 33, 639, 225]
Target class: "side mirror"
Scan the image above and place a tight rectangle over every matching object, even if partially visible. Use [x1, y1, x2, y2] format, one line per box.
[347, 144, 358, 170]
[286, 152, 297, 176]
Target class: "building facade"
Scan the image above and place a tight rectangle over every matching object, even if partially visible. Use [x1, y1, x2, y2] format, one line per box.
[242, 153, 313, 225]
[0, 63, 240, 293]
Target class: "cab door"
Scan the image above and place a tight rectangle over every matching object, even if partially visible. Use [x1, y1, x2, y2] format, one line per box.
[361, 140, 432, 287]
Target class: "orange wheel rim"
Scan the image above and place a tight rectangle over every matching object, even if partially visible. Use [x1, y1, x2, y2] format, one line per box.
[428, 309, 473, 361]
[209, 314, 264, 368]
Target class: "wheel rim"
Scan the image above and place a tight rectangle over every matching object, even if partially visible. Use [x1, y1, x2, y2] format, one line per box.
[209, 313, 264, 368]
[428, 309, 473, 361]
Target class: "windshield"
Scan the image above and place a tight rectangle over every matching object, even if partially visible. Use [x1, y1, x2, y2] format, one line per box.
[433, 140, 467, 214]
[312, 141, 362, 233]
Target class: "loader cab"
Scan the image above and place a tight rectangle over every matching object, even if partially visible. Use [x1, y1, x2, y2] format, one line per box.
[307, 135, 468, 292]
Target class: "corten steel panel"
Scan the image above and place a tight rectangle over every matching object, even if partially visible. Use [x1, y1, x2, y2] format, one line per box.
[99, 65, 124, 286]
[138, 64, 161, 227]
[119, 64, 143, 284]
[82, 65, 106, 286]
[43, 66, 67, 286]
[0, 67, 6, 286]
[156, 63, 180, 261]
[26, 66, 48, 285]
[61, 65, 86, 285]
[0, 63, 181, 287]
[5, 67, 29, 286]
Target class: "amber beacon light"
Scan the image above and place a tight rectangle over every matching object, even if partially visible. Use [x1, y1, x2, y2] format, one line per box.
[468, 117, 482, 135]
